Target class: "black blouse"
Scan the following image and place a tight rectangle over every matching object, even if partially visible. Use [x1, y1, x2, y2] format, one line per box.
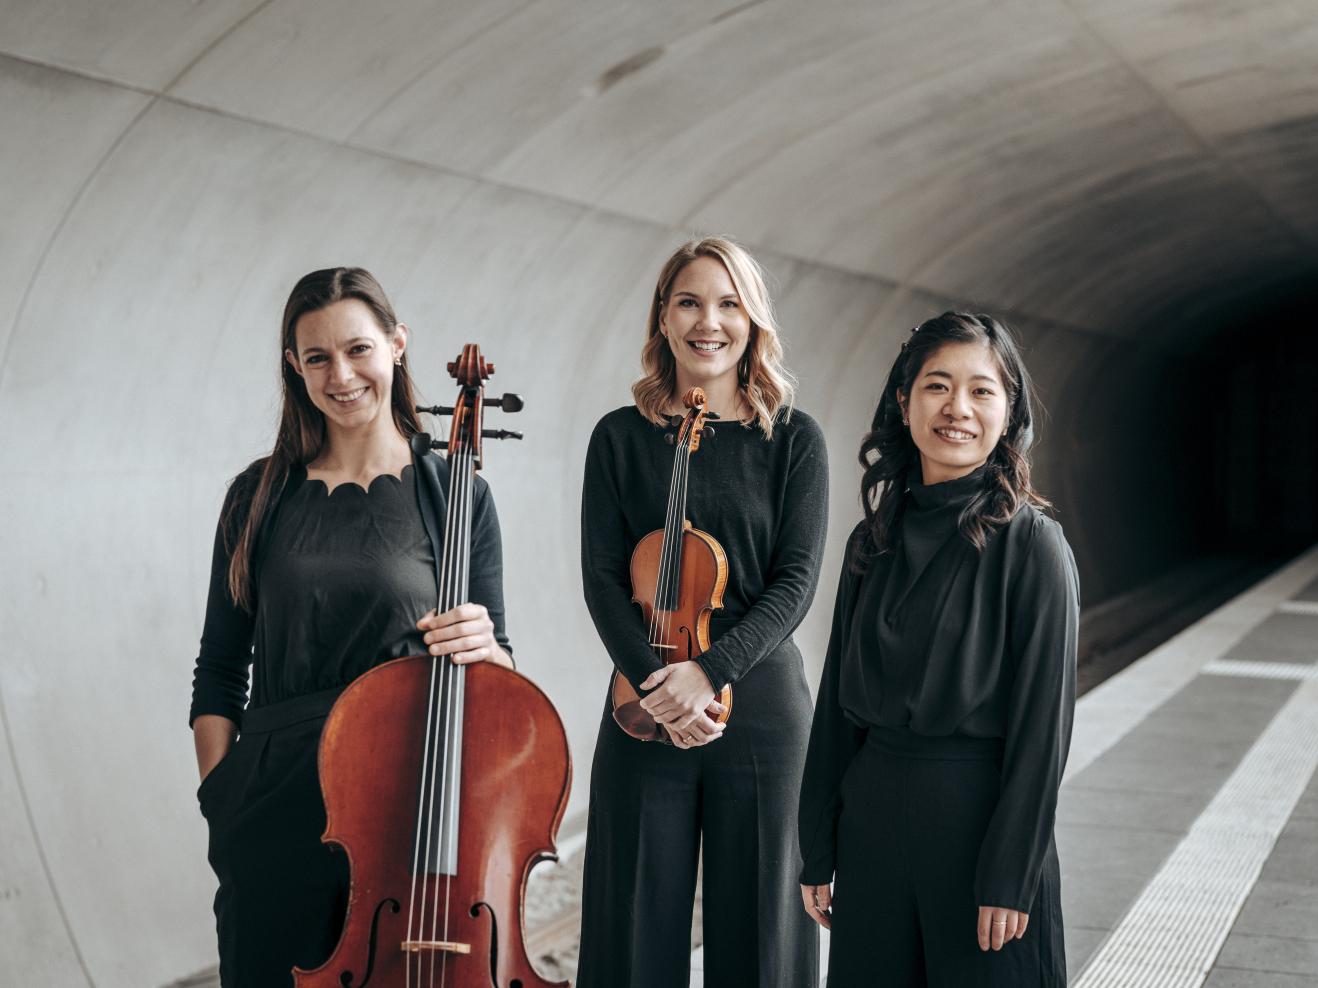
[798, 466, 1079, 912]
[189, 456, 510, 728]
[580, 406, 829, 692]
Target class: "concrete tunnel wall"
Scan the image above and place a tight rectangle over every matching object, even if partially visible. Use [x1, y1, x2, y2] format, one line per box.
[2, 2, 1317, 985]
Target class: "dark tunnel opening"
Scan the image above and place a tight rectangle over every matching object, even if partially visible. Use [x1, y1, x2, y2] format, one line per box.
[1074, 284, 1318, 692]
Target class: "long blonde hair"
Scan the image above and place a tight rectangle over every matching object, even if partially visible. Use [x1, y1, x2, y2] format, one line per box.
[632, 236, 795, 438]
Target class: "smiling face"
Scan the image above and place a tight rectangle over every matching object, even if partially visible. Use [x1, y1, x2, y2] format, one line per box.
[659, 255, 752, 397]
[898, 341, 1009, 484]
[284, 297, 406, 439]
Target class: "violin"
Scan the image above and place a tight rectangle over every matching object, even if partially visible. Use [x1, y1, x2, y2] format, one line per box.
[611, 387, 733, 741]
[294, 345, 572, 988]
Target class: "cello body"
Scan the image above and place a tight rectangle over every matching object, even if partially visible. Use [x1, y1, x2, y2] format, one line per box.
[293, 658, 570, 988]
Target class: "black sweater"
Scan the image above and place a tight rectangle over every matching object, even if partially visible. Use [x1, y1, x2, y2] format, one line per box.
[580, 406, 829, 692]
[189, 452, 509, 728]
[798, 466, 1079, 912]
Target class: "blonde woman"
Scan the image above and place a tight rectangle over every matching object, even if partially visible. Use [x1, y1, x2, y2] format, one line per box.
[576, 238, 828, 986]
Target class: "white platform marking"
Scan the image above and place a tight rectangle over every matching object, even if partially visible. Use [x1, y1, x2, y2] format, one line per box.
[1203, 659, 1318, 681]
[1278, 599, 1318, 617]
[1074, 673, 1318, 988]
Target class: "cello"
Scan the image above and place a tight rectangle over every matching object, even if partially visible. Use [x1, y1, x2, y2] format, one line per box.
[610, 387, 734, 742]
[294, 345, 572, 988]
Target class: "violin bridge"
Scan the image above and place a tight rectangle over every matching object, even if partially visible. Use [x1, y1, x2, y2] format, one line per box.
[401, 939, 472, 955]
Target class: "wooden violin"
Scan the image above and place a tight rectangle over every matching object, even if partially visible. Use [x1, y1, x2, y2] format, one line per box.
[295, 345, 571, 988]
[611, 387, 733, 741]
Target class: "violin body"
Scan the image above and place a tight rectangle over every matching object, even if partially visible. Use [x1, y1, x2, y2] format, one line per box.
[610, 523, 734, 742]
[293, 656, 570, 988]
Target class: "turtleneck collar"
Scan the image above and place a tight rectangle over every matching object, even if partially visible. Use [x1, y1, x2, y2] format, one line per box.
[908, 463, 990, 512]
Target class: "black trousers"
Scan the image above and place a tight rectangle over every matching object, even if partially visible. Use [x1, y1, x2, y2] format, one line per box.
[198, 692, 348, 988]
[576, 644, 819, 988]
[827, 731, 1066, 987]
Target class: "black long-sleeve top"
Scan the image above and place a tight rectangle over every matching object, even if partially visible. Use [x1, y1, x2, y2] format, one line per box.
[798, 465, 1079, 912]
[581, 406, 828, 692]
[189, 453, 510, 728]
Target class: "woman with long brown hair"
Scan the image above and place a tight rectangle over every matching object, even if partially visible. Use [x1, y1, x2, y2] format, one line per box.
[576, 237, 828, 986]
[798, 312, 1078, 986]
[189, 267, 512, 986]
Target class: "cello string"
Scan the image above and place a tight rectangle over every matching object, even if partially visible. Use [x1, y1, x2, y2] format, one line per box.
[406, 653, 440, 988]
[436, 441, 466, 988]
[425, 434, 465, 988]
[438, 438, 475, 986]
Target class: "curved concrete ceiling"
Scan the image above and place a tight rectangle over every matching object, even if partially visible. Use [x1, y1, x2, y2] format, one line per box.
[2, 2, 1316, 985]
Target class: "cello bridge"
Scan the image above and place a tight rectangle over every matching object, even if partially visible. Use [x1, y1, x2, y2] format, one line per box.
[401, 939, 472, 955]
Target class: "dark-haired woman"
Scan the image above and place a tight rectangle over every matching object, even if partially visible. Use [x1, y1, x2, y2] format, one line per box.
[576, 237, 827, 987]
[799, 313, 1078, 987]
[189, 268, 512, 987]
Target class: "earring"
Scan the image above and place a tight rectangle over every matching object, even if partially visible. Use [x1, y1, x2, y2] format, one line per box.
[394, 356, 402, 366]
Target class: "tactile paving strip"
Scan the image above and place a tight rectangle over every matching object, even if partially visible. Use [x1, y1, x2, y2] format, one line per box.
[1203, 659, 1318, 680]
[1074, 674, 1318, 988]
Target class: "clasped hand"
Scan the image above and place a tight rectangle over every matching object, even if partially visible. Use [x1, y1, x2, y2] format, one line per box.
[416, 604, 512, 668]
[638, 663, 727, 749]
[800, 884, 1028, 951]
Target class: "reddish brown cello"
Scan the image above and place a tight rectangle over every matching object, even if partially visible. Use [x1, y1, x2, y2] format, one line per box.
[610, 387, 733, 741]
[294, 345, 571, 988]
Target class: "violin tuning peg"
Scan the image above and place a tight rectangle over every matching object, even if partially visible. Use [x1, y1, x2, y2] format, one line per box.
[481, 428, 523, 441]
[701, 425, 715, 438]
[704, 412, 722, 420]
[664, 433, 676, 445]
[410, 432, 432, 456]
[416, 404, 454, 416]
[431, 439, 448, 450]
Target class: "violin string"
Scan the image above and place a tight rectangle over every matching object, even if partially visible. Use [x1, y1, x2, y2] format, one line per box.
[653, 428, 686, 669]
[655, 426, 690, 738]
[665, 432, 690, 684]
[649, 424, 683, 649]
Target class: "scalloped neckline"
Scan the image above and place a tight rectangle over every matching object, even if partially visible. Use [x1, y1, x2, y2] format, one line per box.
[301, 463, 414, 497]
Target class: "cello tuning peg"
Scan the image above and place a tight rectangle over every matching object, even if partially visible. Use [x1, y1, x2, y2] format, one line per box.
[481, 428, 523, 441]
[410, 432, 450, 454]
[484, 392, 524, 413]
[663, 432, 676, 445]
[704, 412, 722, 420]
[701, 425, 715, 439]
[416, 404, 454, 416]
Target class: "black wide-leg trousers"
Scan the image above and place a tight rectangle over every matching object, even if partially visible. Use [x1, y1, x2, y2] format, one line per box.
[826, 731, 1067, 988]
[198, 692, 349, 988]
[577, 644, 819, 988]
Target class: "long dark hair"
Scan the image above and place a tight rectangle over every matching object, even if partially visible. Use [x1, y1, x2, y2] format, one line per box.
[223, 267, 423, 609]
[857, 311, 1050, 568]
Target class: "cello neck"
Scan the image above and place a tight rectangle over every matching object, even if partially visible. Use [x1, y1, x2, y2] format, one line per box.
[437, 438, 476, 613]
